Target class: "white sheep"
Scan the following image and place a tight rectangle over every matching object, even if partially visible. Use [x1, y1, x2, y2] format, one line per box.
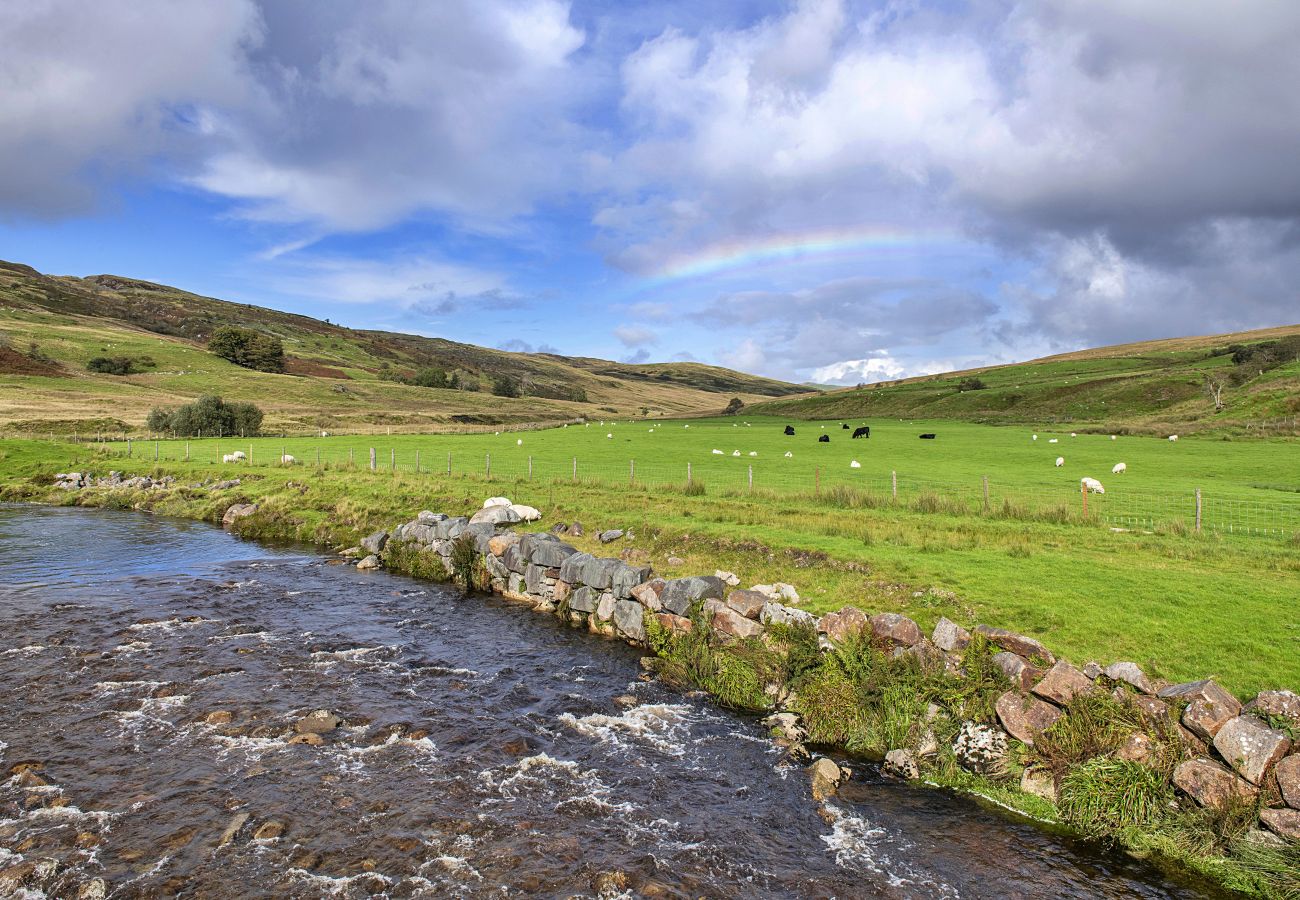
[1055, 457, 1064, 467]
[1070, 432, 1077, 438]
[483, 496, 512, 508]
[231, 450, 246, 460]
[784, 451, 793, 458]
[850, 460, 861, 468]
[748, 451, 757, 457]
[1168, 435, 1179, 442]
[606, 433, 613, 439]
[1048, 438, 1059, 444]
[319, 430, 330, 437]
[712, 449, 724, 455]
[281, 454, 296, 464]
[1032, 434, 1038, 441]
[1111, 435, 1117, 440]
[222, 453, 239, 464]
[1112, 462, 1127, 474]
[732, 450, 741, 457]
[1081, 477, 1105, 494]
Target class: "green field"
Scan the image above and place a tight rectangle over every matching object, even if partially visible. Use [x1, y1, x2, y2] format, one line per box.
[10, 414, 1298, 697]
[108, 415, 1300, 536]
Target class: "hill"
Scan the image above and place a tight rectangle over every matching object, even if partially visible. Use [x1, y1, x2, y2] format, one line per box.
[749, 326, 1300, 433]
[0, 260, 806, 433]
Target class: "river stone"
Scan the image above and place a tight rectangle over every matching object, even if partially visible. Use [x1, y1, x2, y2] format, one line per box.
[296, 709, 342, 735]
[883, 749, 919, 780]
[1277, 755, 1300, 809]
[995, 691, 1062, 745]
[558, 552, 593, 585]
[484, 553, 509, 581]
[760, 601, 817, 629]
[1213, 716, 1291, 784]
[1173, 758, 1258, 809]
[432, 517, 468, 540]
[466, 523, 496, 554]
[932, 617, 971, 652]
[1158, 679, 1241, 742]
[706, 600, 764, 640]
[952, 721, 1009, 775]
[356, 554, 381, 570]
[654, 612, 692, 637]
[1245, 690, 1300, 727]
[818, 606, 868, 644]
[870, 613, 922, 647]
[520, 533, 577, 568]
[809, 757, 847, 800]
[597, 529, 624, 543]
[630, 579, 666, 611]
[488, 533, 520, 557]
[1260, 807, 1300, 840]
[524, 564, 546, 595]
[470, 506, 521, 526]
[1032, 661, 1095, 706]
[974, 626, 1055, 664]
[253, 820, 286, 841]
[1103, 661, 1155, 694]
[725, 589, 767, 620]
[221, 503, 257, 528]
[992, 652, 1042, 691]
[360, 531, 388, 555]
[659, 576, 725, 616]
[596, 592, 616, 622]
[612, 600, 646, 641]
[569, 586, 598, 614]
[501, 543, 527, 575]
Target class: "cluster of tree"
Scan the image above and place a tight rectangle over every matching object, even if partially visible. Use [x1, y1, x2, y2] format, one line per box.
[86, 355, 156, 375]
[207, 326, 285, 373]
[491, 375, 522, 397]
[146, 395, 263, 437]
[958, 376, 987, 391]
[1220, 336, 1300, 377]
[722, 397, 744, 415]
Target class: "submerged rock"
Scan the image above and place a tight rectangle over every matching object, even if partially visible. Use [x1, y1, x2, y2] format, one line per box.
[295, 710, 342, 735]
[809, 757, 848, 800]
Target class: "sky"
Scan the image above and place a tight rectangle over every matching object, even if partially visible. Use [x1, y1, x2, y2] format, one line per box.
[1, 0, 1298, 385]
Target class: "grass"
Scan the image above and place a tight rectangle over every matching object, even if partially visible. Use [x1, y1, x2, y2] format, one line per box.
[2, 429, 1298, 697]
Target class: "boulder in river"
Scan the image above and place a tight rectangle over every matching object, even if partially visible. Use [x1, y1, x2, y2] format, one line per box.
[883, 748, 919, 780]
[360, 531, 388, 555]
[295, 710, 342, 735]
[809, 757, 848, 800]
[356, 555, 381, 570]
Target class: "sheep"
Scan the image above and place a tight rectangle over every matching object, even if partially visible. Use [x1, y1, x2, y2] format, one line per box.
[222, 453, 239, 464]
[1081, 477, 1105, 494]
[1168, 434, 1179, 442]
[850, 460, 861, 468]
[1070, 432, 1077, 438]
[516, 438, 523, 446]
[748, 451, 757, 457]
[1111, 435, 1117, 441]
[1055, 457, 1064, 467]
[1112, 462, 1127, 475]
[606, 433, 613, 439]
[483, 497, 512, 508]
[281, 454, 296, 464]
[784, 451, 793, 458]
[732, 450, 741, 457]
[319, 430, 330, 437]
[712, 449, 724, 455]
[1048, 438, 1058, 444]
[1032, 434, 1038, 441]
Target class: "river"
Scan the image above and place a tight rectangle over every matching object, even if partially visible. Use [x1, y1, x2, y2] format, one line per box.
[0, 505, 1224, 898]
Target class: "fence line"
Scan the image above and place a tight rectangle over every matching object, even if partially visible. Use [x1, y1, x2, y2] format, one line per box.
[68, 439, 1300, 540]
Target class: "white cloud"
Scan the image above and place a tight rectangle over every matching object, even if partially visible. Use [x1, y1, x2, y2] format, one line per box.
[613, 324, 659, 347]
[270, 254, 509, 307]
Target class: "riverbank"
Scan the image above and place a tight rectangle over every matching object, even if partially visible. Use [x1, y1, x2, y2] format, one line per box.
[2, 439, 1298, 896]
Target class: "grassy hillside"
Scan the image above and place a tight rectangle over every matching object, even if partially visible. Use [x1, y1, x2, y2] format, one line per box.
[750, 326, 1300, 433]
[0, 260, 805, 433]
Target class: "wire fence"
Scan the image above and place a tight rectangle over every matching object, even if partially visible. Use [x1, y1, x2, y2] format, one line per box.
[78, 437, 1300, 541]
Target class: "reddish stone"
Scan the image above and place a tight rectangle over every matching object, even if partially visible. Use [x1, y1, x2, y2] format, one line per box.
[992, 652, 1043, 691]
[870, 613, 922, 647]
[931, 617, 971, 652]
[995, 691, 1062, 746]
[975, 625, 1055, 665]
[1276, 755, 1300, 810]
[1259, 807, 1300, 840]
[1214, 716, 1291, 785]
[654, 613, 693, 637]
[1158, 679, 1241, 742]
[1173, 758, 1257, 810]
[818, 606, 869, 644]
[1031, 661, 1094, 706]
[725, 589, 768, 620]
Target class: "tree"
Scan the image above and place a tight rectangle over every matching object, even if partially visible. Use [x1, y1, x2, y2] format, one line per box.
[207, 326, 285, 373]
[723, 397, 744, 415]
[147, 395, 264, 437]
[958, 376, 987, 391]
[412, 367, 448, 388]
[1204, 372, 1228, 412]
[491, 375, 521, 398]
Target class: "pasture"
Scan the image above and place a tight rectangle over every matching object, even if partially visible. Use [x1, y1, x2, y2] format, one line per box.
[109, 416, 1300, 536]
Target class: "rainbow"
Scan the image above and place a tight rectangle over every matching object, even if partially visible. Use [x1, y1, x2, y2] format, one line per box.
[641, 225, 959, 287]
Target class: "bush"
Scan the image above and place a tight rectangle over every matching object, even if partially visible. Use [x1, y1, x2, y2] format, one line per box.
[958, 376, 987, 391]
[146, 394, 264, 437]
[490, 375, 521, 398]
[723, 397, 744, 415]
[87, 355, 155, 375]
[207, 326, 285, 373]
[411, 367, 448, 388]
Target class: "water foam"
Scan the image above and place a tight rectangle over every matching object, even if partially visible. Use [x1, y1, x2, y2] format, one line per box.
[558, 703, 694, 757]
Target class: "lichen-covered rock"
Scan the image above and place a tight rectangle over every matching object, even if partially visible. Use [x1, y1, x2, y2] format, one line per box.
[558, 552, 593, 585]
[612, 599, 646, 641]
[1173, 758, 1258, 810]
[356, 554, 381, 570]
[1259, 807, 1300, 840]
[760, 601, 817, 629]
[995, 691, 1062, 746]
[295, 709, 342, 735]
[1276, 755, 1300, 809]
[596, 593, 615, 623]
[714, 569, 741, 586]
[222, 503, 257, 528]
[706, 600, 764, 640]
[1158, 679, 1241, 742]
[1245, 690, 1300, 727]
[432, 516, 469, 540]
[1032, 661, 1094, 706]
[470, 506, 521, 526]
[992, 652, 1042, 691]
[870, 613, 922, 647]
[724, 589, 767, 620]
[883, 748, 919, 780]
[360, 530, 389, 555]
[658, 576, 725, 616]
[818, 606, 868, 644]
[932, 617, 971, 652]
[1213, 716, 1291, 784]
[1103, 661, 1154, 694]
[952, 721, 1009, 775]
[974, 625, 1055, 664]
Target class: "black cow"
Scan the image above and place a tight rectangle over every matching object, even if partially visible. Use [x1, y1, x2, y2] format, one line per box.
[783, 425, 795, 436]
[818, 434, 830, 443]
[852, 426, 870, 439]
[841, 423, 849, 429]
[919, 433, 937, 439]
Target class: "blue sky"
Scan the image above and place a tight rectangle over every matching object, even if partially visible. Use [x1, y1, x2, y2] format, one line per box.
[2, 0, 1298, 383]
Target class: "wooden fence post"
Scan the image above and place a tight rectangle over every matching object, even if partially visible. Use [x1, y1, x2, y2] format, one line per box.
[185, 441, 190, 461]
[982, 475, 989, 512]
[528, 456, 533, 480]
[316, 447, 321, 467]
[486, 453, 491, 478]
[1081, 480, 1088, 517]
[415, 449, 420, 473]
[891, 470, 897, 501]
[127, 438, 132, 456]
[630, 459, 635, 484]
[349, 448, 354, 467]
[390, 447, 395, 471]
[369, 447, 376, 471]
[572, 457, 577, 483]
[1195, 488, 1202, 532]
[687, 461, 692, 486]
[748, 465, 753, 492]
[154, 441, 159, 460]
[447, 452, 452, 476]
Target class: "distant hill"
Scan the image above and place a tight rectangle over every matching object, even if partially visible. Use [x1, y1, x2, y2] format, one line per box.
[0, 260, 806, 433]
[749, 326, 1300, 433]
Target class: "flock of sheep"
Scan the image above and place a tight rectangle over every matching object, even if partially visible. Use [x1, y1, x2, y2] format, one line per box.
[1030, 431, 1158, 495]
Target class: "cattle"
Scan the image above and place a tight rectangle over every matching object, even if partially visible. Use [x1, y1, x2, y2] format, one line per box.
[784, 425, 795, 436]
[919, 433, 936, 439]
[818, 434, 830, 443]
[852, 426, 870, 439]
[841, 423, 850, 430]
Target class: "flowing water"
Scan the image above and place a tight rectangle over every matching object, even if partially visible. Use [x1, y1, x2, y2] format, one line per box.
[0, 505, 1224, 898]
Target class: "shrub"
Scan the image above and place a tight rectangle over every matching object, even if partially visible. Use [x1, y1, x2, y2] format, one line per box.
[490, 375, 521, 398]
[87, 355, 155, 375]
[448, 533, 482, 592]
[411, 367, 448, 388]
[207, 326, 285, 373]
[723, 397, 744, 415]
[146, 394, 264, 437]
[958, 376, 987, 391]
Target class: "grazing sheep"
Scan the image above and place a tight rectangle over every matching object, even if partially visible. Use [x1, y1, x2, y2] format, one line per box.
[684, 424, 689, 428]
[712, 449, 724, 455]
[748, 451, 757, 457]
[232, 451, 246, 460]
[784, 451, 793, 458]
[850, 460, 861, 468]
[1070, 432, 1077, 438]
[1112, 462, 1127, 474]
[483, 496, 512, 508]
[1111, 435, 1117, 440]
[281, 454, 296, 464]
[516, 438, 523, 446]
[1055, 457, 1064, 467]
[319, 430, 330, 437]
[732, 450, 741, 457]
[606, 433, 613, 439]
[1032, 434, 1038, 441]
[1048, 438, 1058, 443]
[222, 453, 239, 464]
[1081, 477, 1105, 494]
[1168, 434, 1179, 442]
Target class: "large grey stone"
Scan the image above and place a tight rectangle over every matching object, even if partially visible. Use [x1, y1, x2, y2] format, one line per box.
[502, 543, 527, 574]
[581, 556, 624, 590]
[932, 617, 971, 652]
[558, 552, 593, 585]
[470, 506, 521, 526]
[974, 626, 1055, 665]
[222, 503, 257, 528]
[1104, 661, 1155, 695]
[612, 599, 646, 641]
[569, 586, 598, 614]
[432, 517, 469, 540]
[1213, 716, 1291, 785]
[598, 529, 624, 543]
[611, 562, 651, 599]
[659, 576, 725, 616]
[524, 564, 546, 595]
[1159, 679, 1241, 742]
[520, 533, 578, 568]
[760, 601, 817, 629]
[465, 523, 496, 553]
[401, 523, 439, 545]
